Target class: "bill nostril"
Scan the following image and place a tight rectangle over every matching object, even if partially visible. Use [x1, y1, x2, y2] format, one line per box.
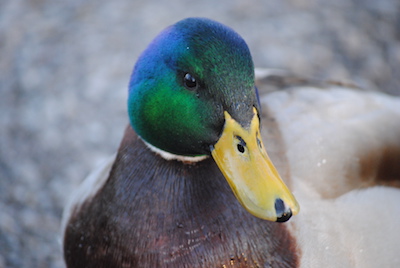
[275, 198, 292, 222]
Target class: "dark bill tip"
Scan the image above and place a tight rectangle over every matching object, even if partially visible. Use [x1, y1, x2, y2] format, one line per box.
[275, 198, 293, 222]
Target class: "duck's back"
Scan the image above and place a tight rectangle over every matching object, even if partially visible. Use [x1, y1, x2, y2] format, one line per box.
[256, 70, 400, 267]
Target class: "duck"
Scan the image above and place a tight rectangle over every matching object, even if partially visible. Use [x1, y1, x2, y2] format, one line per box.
[62, 17, 400, 268]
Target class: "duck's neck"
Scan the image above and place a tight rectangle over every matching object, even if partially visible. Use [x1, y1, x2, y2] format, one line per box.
[65, 126, 299, 267]
[141, 138, 209, 162]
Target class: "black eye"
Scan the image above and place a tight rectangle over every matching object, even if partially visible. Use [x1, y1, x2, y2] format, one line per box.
[183, 73, 198, 90]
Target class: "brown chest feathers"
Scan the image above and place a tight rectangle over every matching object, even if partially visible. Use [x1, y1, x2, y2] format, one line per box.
[63, 126, 299, 268]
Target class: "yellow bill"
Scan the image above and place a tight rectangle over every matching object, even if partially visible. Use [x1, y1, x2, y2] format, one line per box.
[211, 107, 299, 222]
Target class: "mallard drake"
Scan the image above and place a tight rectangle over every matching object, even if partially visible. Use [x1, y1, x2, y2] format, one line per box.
[62, 18, 400, 267]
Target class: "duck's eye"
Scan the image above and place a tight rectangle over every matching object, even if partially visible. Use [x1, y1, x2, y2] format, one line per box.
[183, 73, 197, 90]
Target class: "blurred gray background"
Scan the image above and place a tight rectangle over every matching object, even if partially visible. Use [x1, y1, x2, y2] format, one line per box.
[1, 0, 399, 267]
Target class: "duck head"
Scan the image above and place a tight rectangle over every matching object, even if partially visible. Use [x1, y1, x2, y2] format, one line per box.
[128, 18, 299, 222]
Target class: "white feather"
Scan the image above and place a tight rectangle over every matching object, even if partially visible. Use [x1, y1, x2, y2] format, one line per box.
[259, 81, 400, 267]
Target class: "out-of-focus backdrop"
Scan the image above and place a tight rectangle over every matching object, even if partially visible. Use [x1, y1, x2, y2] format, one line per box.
[0, 0, 399, 267]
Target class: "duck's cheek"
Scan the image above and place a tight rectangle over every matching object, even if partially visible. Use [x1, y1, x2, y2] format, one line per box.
[211, 108, 299, 222]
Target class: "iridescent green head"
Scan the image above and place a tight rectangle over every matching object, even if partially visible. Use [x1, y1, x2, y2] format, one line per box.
[128, 18, 300, 222]
[128, 17, 258, 156]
